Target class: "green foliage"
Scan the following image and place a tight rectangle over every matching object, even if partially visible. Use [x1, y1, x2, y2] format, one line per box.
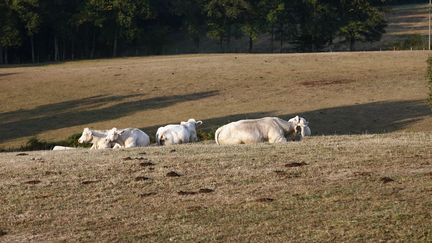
[0, 1, 22, 48]
[338, 0, 387, 51]
[65, 133, 91, 148]
[393, 34, 426, 50]
[292, 0, 338, 51]
[427, 56, 432, 109]
[10, 0, 40, 36]
[197, 129, 216, 141]
[0, 0, 388, 63]
[20, 137, 56, 151]
[12, 133, 91, 152]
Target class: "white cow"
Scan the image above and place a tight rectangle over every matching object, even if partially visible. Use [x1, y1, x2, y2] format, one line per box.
[104, 127, 150, 148]
[52, 146, 76, 151]
[156, 119, 203, 145]
[288, 116, 311, 139]
[215, 116, 311, 145]
[78, 128, 118, 149]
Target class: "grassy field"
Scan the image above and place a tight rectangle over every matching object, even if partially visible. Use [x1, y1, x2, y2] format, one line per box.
[1, 39, 432, 241]
[0, 51, 431, 149]
[0, 133, 431, 241]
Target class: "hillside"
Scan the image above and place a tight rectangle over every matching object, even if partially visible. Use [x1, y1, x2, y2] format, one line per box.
[0, 133, 431, 241]
[0, 51, 431, 149]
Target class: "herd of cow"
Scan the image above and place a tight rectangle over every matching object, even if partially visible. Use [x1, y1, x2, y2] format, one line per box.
[53, 116, 311, 150]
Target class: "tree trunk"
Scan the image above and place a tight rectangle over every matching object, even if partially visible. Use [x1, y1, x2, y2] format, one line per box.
[54, 36, 59, 61]
[90, 30, 96, 59]
[227, 27, 231, 52]
[271, 25, 274, 53]
[248, 36, 253, 53]
[280, 24, 284, 53]
[0, 46, 3, 65]
[60, 39, 66, 61]
[219, 36, 223, 52]
[349, 37, 355, 51]
[194, 36, 200, 52]
[71, 39, 75, 60]
[30, 35, 35, 63]
[4, 47, 8, 64]
[112, 28, 118, 57]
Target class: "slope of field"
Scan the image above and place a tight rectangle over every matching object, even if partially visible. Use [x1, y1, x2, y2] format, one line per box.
[0, 51, 431, 149]
[0, 133, 431, 241]
[386, 4, 430, 37]
[350, 4, 431, 50]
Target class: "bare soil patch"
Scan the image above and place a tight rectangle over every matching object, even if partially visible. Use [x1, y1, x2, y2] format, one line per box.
[300, 79, 354, 87]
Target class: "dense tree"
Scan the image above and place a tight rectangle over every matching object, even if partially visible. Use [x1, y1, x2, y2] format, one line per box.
[338, 0, 387, 51]
[11, 0, 40, 63]
[206, 0, 249, 51]
[291, 0, 338, 51]
[172, 0, 208, 51]
[0, 0, 389, 64]
[263, 0, 294, 52]
[0, 1, 22, 64]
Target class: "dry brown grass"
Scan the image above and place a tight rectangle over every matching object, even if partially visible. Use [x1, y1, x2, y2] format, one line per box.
[0, 50, 432, 241]
[0, 51, 431, 148]
[0, 133, 431, 241]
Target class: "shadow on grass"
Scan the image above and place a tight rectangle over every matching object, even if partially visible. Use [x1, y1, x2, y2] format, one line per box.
[294, 100, 430, 135]
[185, 100, 431, 138]
[0, 72, 20, 78]
[0, 90, 218, 143]
[1, 98, 429, 146]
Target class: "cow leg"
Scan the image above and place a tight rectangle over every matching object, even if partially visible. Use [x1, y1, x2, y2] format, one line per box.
[125, 141, 137, 148]
[267, 128, 286, 143]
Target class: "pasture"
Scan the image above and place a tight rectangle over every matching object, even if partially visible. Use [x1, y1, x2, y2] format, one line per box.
[0, 133, 431, 241]
[0, 50, 431, 241]
[0, 51, 430, 148]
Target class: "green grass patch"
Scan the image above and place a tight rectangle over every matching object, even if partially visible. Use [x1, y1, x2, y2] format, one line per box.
[427, 56, 432, 109]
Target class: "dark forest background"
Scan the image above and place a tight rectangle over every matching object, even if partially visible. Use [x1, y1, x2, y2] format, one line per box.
[0, 0, 423, 64]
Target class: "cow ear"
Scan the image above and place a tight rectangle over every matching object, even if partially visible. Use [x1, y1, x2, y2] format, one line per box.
[84, 128, 93, 135]
[196, 121, 203, 126]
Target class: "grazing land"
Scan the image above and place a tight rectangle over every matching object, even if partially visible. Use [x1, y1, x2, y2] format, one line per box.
[0, 133, 431, 241]
[0, 44, 431, 241]
[360, 4, 432, 50]
[0, 51, 430, 148]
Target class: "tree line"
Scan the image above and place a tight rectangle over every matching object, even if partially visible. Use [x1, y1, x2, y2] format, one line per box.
[0, 0, 391, 64]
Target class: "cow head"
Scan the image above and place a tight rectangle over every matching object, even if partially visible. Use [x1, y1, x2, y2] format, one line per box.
[159, 135, 166, 145]
[181, 118, 203, 127]
[97, 138, 114, 149]
[158, 132, 174, 145]
[78, 128, 93, 143]
[106, 127, 120, 142]
[289, 116, 311, 141]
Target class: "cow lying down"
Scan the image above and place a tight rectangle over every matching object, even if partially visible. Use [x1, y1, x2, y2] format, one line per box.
[52, 146, 77, 151]
[156, 119, 203, 145]
[103, 127, 150, 148]
[215, 116, 310, 145]
[77, 128, 121, 149]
